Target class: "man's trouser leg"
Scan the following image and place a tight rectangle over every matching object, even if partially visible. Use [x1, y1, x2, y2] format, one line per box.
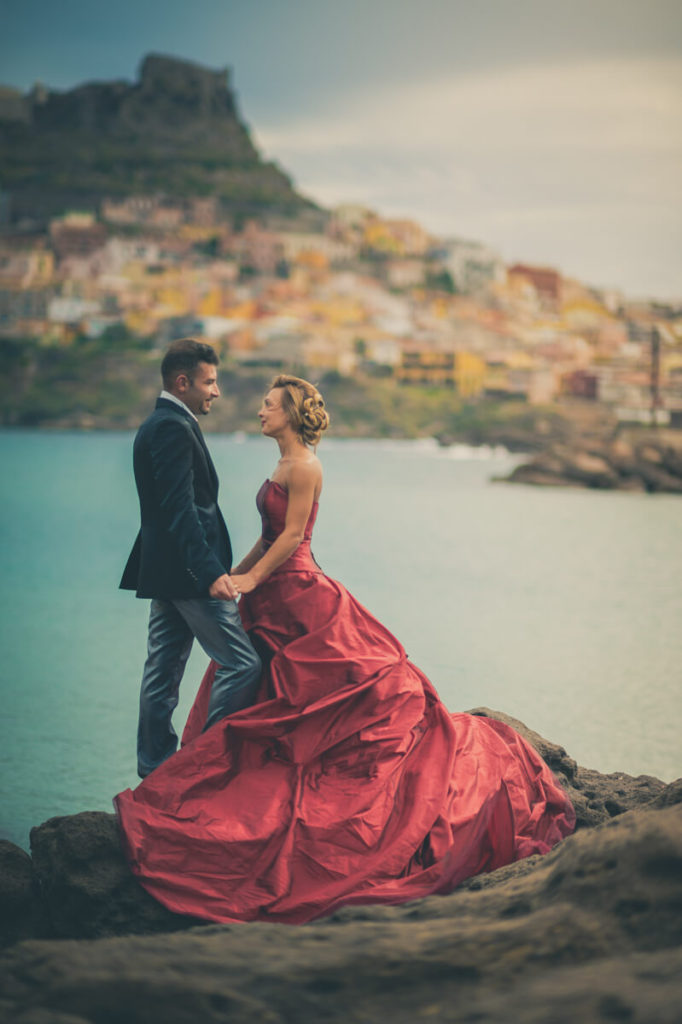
[137, 599, 193, 778]
[172, 597, 262, 729]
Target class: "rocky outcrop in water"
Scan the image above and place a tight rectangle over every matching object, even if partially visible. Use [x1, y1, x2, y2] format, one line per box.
[502, 432, 682, 493]
[1, 708, 680, 1023]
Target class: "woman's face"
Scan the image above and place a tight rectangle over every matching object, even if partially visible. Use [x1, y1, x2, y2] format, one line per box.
[259, 388, 292, 438]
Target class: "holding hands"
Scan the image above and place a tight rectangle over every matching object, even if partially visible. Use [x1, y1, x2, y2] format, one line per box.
[208, 573, 241, 601]
[208, 572, 257, 600]
[229, 572, 258, 595]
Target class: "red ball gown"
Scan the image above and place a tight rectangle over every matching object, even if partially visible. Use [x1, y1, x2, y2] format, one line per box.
[114, 479, 575, 924]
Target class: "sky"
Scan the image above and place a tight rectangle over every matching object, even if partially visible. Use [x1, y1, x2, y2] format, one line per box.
[2, 0, 681, 300]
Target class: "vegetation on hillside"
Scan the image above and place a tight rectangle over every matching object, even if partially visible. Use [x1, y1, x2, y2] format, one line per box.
[0, 336, 613, 449]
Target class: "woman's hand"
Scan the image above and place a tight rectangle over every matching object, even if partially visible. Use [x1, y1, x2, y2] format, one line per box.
[230, 572, 257, 595]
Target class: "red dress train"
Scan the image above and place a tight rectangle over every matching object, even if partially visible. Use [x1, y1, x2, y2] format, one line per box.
[114, 480, 575, 924]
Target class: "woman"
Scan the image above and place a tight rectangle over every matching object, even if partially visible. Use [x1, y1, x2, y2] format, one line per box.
[115, 375, 575, 925]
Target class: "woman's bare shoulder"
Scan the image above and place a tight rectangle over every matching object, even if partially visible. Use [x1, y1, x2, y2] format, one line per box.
[285, 454, 323, 498]
[288, 454, 322, 483]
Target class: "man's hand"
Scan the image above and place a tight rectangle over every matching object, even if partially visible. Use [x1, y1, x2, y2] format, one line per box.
[208, 573, 240, 601]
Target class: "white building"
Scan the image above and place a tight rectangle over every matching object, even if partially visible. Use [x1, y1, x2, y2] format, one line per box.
[47, 297, 101, 322]
[435, 238, 505, 294]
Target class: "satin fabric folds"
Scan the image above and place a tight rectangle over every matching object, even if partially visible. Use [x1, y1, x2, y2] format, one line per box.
[115, 480, 575, 924]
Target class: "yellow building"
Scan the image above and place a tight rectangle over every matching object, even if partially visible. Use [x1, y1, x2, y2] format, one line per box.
[197, 287, 227, 317]
[454, 351, 486, 397]
[363, 219, 402, 255]
[397, 348, 486, 394]
[397, 348, 456, 386]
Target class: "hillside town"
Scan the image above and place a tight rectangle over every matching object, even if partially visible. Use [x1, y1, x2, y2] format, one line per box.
[1, 195, 681, 427]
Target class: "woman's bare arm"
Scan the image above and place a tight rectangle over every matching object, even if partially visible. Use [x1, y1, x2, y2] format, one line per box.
[231, 538, 265, 575]
[230, 461, 320, 593]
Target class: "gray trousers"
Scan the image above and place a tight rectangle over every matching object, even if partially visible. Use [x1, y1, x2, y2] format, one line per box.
[137, 597, 261, 778]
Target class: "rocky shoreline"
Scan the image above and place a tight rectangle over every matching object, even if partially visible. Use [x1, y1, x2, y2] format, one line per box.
[1, 707, 680, 1023]
[500, 430, 682, 493]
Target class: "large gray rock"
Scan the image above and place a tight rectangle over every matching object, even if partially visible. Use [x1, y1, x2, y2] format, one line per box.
[1, 709, 680, 1022]
[28, 811, 201, 940]
[0, 708, 667, 946]
[0, 53, 317, 224]
[0, 841, 48, 947]
[1, 797, 681, 1023]
[502, 433, 682, 493]
[470, 707, 667, 829]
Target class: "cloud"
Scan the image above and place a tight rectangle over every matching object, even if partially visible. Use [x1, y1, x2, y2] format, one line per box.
[255, 57, 682, 297]
[258, 58, 682, 154]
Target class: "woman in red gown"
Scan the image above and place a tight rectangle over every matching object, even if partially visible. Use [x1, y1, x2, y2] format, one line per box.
[115, 375, 575, 925]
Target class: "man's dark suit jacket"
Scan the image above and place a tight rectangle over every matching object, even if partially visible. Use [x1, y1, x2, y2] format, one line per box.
[120, 398, 233, 599]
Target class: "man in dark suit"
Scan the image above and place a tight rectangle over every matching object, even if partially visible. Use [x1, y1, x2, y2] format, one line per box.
[121, 338, 261, 777]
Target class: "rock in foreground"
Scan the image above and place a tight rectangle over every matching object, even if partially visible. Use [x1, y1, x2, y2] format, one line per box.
[1, 709, 680, 1023]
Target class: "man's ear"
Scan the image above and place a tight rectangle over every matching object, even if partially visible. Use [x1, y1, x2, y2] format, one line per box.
[175, 373, 190, 393]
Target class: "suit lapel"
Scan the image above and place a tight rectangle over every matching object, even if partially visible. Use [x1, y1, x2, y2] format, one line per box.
[155, 398, 219, 493]
[189, 418, 219, 491]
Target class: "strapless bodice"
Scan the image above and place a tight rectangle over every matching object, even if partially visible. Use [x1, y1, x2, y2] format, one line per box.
[255, 478, 320, 572]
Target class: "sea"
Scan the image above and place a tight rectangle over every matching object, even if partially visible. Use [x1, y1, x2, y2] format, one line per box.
[1, 430, 680, 850]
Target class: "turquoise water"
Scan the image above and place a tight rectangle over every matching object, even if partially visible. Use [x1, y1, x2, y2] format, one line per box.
[1, 430, 681, 850]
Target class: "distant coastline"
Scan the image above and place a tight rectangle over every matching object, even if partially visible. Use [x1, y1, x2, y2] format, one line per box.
[0, 338, 617, 450]
[5, 337, 682, 491]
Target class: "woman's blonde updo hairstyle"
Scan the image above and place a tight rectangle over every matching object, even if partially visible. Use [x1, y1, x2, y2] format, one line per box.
[271, 374, 330, 448]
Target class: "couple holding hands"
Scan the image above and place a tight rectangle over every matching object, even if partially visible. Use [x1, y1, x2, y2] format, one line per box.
[115, 338, 574, 925]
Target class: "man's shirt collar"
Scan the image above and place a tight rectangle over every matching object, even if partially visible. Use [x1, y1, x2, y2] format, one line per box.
[160, 390, 198, 422]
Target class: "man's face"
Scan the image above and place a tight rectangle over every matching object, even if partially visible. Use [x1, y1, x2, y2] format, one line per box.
[177, 361, 220, 416]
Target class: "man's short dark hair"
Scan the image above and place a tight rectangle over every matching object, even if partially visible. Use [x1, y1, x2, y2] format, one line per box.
[161, 338, 219, 388]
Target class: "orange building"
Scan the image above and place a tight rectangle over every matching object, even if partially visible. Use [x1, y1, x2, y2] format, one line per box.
[50, 214, 107, 261]
[508, 263, 562, 306]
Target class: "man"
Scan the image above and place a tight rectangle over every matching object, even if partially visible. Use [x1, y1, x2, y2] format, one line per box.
[120, 338, 261, 778]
